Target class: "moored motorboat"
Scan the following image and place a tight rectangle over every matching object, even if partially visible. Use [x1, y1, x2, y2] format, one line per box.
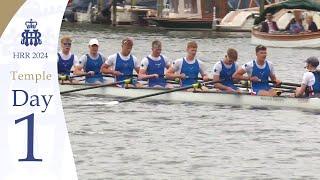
[217, 9, 259, 32]
[59, 83, 320, 111]
[251, 0, 320, 48]
[251, 29, 320, 48]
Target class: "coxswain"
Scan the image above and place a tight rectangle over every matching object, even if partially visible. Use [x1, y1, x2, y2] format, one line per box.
[295, 57, 320, 98]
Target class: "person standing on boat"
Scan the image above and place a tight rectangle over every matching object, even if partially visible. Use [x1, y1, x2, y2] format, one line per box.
[101, 37, 140, 85]
[138, 40, 171, 88]
[57, 36, 78, 76]
[165, 41, 209, 87]
[295, 57, 320, 98]
[212, 48, 240, 93]
[74, 38, 106, 84]
[233, 45, 281, 96]
[260, 13, 279, 33]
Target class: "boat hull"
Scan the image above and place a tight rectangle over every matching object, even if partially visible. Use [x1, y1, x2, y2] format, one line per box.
[145, 17, 213, 29]
[60, 84, 320, 111]
[251, 29, 320, 48]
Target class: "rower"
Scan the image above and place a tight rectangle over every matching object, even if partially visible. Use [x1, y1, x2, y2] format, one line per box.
[233, 45, 281, 96]
[165, 41, 209, 87]
[138, 40, 171, 88]
[74, 38, 106, 84]
[101, 37, 139, 86]
[213, 48, 240, 93]
[295, 57, 320, 98]
[57, 36, 78, 76]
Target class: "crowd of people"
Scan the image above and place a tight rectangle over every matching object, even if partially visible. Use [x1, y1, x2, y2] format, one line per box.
[260, 10, 318, 34]
[57, 36, 320, 98]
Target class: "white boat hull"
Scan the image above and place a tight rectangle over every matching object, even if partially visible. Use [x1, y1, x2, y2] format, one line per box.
[60, 84, 320, 111]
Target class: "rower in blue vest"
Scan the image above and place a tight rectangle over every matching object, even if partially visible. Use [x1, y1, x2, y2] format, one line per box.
[74, 38, 106, 84]
[233, 45, 281, 96]
[101, 37, 140, 87]
[166, 41, 209, 87]
[57, 36, 78, 76]
[295, 57, 320, 98]
[138, 40, 171, 88]
[213, 48, 240, 93]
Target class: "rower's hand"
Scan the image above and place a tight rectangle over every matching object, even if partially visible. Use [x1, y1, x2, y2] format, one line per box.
[274, 79, 282, 87]
[179, 73, 186, 79]
[249, 76, 261, 82]
[151, 74, 159, 79]
[202, 76, 209, 82]
[88, 71, 95, 76]
[113, 71, 123, 76]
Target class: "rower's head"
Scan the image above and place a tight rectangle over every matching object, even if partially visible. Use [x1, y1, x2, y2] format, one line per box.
[265, 13, 273, 21]
[305, 56, 319, 70]
[186, 41, 198, 58]
[151, 40, 162, 57]
[88, 38, 99, 55]
[224, 48, 238, 65]
[61, 36, 72, 54]
[121, 37, 134, 56]
[255, 45, 267, 61]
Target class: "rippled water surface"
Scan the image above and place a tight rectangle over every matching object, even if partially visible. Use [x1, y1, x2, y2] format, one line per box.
[60, 23, 320, 179]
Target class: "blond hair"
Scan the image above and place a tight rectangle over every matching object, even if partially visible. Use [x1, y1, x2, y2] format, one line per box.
[60, 36, 72, 43]
[187, 41, 198, 48]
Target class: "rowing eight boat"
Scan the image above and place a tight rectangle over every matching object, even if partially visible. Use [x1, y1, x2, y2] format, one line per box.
[59, 83, 320, 111]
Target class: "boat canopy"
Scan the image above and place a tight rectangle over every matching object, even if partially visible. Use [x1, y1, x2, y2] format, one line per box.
[254, 0, 320, 25]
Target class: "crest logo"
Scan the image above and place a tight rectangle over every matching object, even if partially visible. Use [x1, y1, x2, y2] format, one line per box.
[21, 19, 42, 47]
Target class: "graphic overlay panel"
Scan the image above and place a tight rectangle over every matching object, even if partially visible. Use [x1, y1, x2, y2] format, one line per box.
[0, 0, 77, 179]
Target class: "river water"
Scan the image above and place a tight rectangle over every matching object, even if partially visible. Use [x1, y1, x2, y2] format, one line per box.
[60, 23, 320, 179]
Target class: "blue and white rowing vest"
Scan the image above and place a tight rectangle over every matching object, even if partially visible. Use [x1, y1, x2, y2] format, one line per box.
[57, 53, 74, 75]
[180, 58, 200, 87]
[220, 61, 237, 90]
[308, 71, 320, 97]
[251, 60, 271, 93]
[115, 53, 134, 81]
[85, 54, 104, 83]
[146, 55, 166, 87]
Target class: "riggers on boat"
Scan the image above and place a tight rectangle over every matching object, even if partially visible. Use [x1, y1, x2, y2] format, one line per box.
[59, 83, 320, 111]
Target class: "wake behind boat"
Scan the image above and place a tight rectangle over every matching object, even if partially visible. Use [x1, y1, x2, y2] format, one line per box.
[59, 82, 320, 111]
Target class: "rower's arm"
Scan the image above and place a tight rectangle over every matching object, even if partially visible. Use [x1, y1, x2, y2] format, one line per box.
[295, 84, 307, 97]
[134, 67, 140, 75]
[73, 65, 86, 76]
[270, 73, 281, 85]
[138, 68, 157, 80]
[101, 64, 116, 75]
[213, 75, 230, 90]
[165, 67, 182, 80]
[232, 68, 249, 81]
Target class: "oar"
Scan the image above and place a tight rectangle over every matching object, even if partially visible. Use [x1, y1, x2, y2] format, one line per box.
[269, 81, 300, 87]
[60, 79, 132, 94]
[107, 81, 217, 105]
[59, 73, 89, 80]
